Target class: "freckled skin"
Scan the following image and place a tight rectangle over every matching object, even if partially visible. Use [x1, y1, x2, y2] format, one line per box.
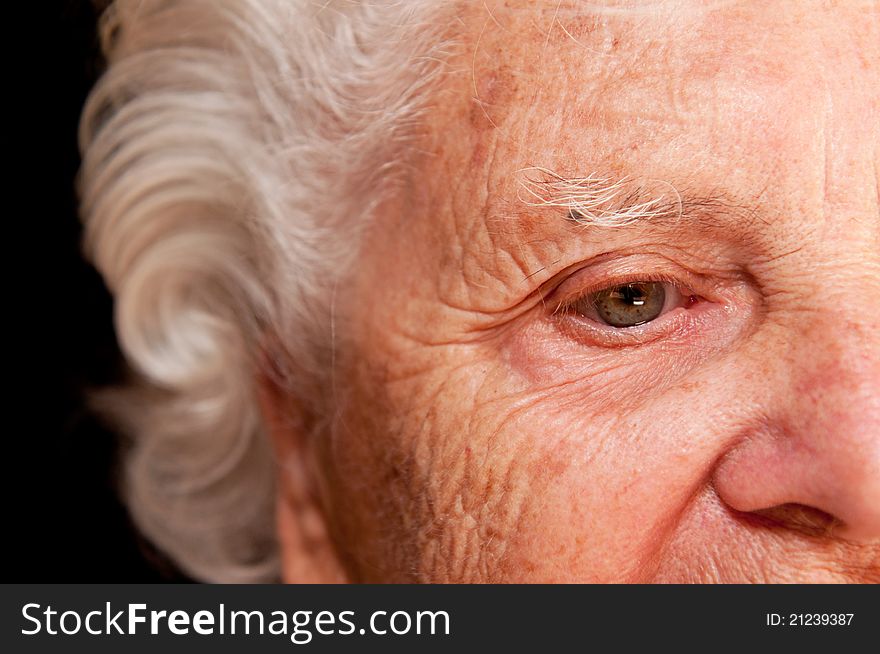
[284, 0, 880, 582]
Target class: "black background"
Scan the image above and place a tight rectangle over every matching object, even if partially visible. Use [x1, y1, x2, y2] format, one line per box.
[11, 1, 187, 582]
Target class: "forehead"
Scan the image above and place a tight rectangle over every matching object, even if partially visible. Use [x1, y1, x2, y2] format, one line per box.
[467, 0, 879, 128]
[439, 0, 879, 231]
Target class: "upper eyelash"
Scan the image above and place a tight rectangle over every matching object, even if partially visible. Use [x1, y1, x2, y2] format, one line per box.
[548, 287, 701, 349]
[551, 273, 686, 316]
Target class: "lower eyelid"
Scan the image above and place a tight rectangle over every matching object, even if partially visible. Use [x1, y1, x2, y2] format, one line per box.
[554, 291, 710, 347]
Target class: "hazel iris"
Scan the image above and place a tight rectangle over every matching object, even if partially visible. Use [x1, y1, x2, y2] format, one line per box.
[591, 282, 666, 327]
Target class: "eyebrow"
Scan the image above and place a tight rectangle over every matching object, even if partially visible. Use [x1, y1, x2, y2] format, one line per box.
[516, 165, 766, 234]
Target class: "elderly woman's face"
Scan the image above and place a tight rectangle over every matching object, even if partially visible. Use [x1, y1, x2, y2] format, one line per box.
[289, 0, 880, 582]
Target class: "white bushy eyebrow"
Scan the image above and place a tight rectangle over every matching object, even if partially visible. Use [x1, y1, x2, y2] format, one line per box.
[515, 166, 765, 234]
[516, 166, 678, 227]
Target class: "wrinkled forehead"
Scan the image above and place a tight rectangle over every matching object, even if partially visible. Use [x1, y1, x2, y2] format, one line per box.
[467, 0, 878, 123]
[439, 0, 879, 226]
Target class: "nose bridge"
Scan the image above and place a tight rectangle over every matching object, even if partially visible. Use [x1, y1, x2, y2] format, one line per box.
[776, 269, 880, 539]
[788, 270, 880, 436]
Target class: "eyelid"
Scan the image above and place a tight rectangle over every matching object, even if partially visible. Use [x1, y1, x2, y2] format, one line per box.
[532, 250, 741, 310]
[565, 280, 688, 326]
[551, 301, 699, 348]
[547, 268, 708, 312]
[542, 261, 720, 347]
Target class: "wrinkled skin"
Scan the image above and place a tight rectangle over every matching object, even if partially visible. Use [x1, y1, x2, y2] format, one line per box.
[277, 0, 880, 582]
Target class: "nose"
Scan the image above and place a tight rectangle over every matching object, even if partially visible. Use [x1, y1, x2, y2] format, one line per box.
[713, 305, 880, 543]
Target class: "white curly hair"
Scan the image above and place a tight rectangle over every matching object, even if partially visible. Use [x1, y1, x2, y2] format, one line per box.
[79, 0, 455, 582]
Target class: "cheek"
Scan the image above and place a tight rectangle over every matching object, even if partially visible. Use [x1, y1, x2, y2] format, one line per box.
[322, 350, 538, 582]
[473, 390, 726, 582]
[323, 335, 735, 582]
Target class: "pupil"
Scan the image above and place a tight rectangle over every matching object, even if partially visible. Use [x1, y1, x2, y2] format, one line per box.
[619, 285, 647, 306]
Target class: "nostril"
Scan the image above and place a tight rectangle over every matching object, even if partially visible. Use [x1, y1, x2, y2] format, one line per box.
[746, 504, 843, 538]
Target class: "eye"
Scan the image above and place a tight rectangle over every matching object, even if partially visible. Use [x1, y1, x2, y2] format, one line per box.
[567, 281, 695, 329]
